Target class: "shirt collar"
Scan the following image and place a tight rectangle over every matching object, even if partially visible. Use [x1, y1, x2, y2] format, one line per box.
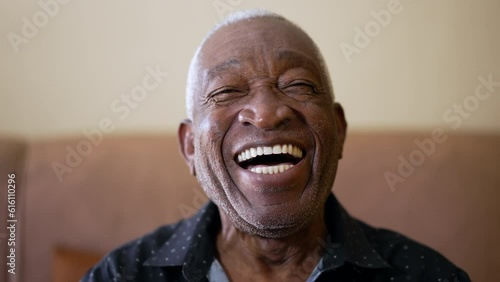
[144, 193, 388, 279]
[320, 194, 389, 271]
[144, 203, 220, 281]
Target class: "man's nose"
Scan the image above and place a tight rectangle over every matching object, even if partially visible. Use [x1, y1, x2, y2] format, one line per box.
[238, 87, 295, 130]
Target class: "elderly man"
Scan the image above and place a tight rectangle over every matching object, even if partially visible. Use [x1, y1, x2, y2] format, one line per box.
[82, 10, 470, 282]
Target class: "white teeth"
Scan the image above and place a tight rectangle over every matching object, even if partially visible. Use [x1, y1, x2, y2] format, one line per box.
[250, 148, 257, 158]
[278, 164, 285, 172]
[292, 147, 302, 158]
[272, 145, 281, 154]
[250, 164, 293, 174]
[237, 144, 303, 163]
[263, 147, 273, 155]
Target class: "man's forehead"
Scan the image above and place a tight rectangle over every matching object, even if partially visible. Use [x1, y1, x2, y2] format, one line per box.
[199, 18, 320, 72]
[202, 18, 316, 58]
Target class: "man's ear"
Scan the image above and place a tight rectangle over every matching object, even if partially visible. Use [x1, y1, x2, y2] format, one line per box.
[333, 103, 347, 159]
[178, 119, 196, 176]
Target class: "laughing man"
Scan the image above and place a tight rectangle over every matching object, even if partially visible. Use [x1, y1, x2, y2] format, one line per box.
[82, 10, 470, 282]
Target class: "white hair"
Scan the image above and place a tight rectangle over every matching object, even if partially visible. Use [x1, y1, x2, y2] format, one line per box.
[185, 9, 333, 119]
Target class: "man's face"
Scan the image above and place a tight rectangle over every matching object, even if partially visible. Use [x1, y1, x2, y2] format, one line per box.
[179, 18, 346, 238]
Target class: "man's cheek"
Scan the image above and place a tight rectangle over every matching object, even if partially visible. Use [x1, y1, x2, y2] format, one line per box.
[200, 116, 228, 138]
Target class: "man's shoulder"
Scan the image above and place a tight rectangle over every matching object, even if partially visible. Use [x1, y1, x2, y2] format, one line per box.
[80, 220, 184, 281]
[356, 220, 471, 281]
[81, 201, 221, 281]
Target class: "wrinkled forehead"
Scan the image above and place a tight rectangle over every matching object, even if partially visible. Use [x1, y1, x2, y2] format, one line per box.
[198, 18, 322, 73]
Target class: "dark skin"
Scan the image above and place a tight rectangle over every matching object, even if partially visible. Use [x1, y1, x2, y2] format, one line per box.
[178, 18, 347, 281]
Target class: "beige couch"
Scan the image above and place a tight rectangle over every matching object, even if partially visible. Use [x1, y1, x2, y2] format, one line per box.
[1, 133, 499, 282]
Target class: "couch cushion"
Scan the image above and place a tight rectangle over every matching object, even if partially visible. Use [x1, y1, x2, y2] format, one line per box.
[52, 247, 102, 282]
[23, 135, 202, 282]
[334, 133, 500, 282]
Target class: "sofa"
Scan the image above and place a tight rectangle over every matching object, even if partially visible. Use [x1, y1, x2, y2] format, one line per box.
[0, 132, 499, 282]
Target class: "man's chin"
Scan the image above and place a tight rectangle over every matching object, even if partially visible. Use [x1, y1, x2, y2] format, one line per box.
[234, 219, 308, 239]
[227, 202, 318, 239]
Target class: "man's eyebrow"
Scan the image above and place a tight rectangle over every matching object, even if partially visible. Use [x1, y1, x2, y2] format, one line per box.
[276, 50, 319, 70]
[206, 59, 241, 81]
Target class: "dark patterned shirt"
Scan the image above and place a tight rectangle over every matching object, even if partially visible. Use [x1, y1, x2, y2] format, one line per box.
[81, 194, 470, 281]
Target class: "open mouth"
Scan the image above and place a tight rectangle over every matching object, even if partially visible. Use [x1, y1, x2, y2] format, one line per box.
[235, 144, 304, 174]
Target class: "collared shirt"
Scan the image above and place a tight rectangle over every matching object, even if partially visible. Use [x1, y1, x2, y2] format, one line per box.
[81, 194, 470, 282]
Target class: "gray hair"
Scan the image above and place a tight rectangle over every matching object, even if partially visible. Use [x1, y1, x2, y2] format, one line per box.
[185, 9, 333, 119]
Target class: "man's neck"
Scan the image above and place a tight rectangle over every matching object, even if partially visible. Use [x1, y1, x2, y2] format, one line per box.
[215, 209, 327, 282]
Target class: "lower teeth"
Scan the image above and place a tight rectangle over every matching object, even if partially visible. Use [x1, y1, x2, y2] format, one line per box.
[249, 164, 293, 174]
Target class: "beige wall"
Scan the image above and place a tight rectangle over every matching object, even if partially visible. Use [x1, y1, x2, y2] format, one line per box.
[1, 0, 499, 139]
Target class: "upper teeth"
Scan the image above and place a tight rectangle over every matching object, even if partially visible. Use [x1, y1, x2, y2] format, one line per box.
[237, 144, 303, 163]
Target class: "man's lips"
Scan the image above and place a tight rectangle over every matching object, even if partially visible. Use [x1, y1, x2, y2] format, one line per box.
[235, 144, 304, 175]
